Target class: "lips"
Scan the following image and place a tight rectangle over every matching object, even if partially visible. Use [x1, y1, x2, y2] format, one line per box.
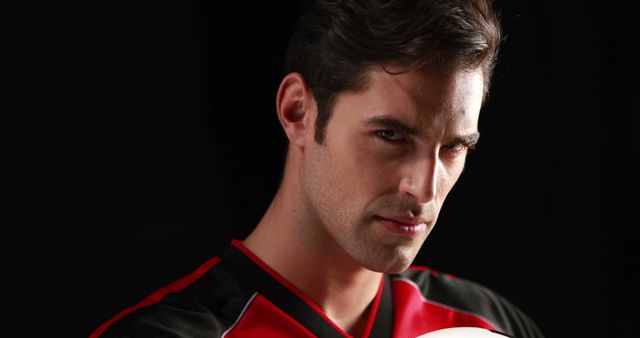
[375, 215, 427, 237]
[380, 215, 425, 225]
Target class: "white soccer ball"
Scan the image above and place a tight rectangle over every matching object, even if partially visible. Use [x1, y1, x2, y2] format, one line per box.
[416, 327, 511, 338]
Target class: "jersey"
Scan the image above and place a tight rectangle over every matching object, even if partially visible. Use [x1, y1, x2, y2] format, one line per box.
[91, 240, 543, 338]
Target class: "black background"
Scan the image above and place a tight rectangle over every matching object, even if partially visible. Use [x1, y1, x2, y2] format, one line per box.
[4, 1, 638, 337]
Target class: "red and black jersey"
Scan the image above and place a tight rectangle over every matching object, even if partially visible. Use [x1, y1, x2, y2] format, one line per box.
[92, 240, 543, 338]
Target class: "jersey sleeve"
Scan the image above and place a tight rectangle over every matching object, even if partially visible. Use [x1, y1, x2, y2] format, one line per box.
[96, 301, 227, 338]
[470, 282, 544, 338]
[399, 268, 544, 338]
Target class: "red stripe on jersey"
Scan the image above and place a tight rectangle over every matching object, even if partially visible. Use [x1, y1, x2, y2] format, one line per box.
[391, 278, 496, 338]
[360, 275, 385, 338]
[224, 293, 316, 337]
[90, 256, 222, 338]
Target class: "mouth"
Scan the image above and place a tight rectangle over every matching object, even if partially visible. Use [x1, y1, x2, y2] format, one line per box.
[374, 216, 427, 238]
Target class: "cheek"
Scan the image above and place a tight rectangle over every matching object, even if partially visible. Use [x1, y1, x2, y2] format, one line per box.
[437, 159, 466, 200]
[351, 139, 400, 191]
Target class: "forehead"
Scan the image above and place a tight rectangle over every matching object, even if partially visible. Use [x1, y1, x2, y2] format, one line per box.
[369, 64, 481, 113]
[334, 64, 484, 134]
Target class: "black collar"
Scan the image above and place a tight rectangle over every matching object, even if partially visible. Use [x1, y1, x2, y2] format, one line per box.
[221, 240, 394, 338]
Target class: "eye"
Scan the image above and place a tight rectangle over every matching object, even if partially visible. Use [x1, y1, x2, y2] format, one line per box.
[376, 130, 405, 143]
[442, 142, 468, 153]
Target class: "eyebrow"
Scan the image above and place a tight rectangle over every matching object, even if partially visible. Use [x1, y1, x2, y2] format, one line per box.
[361, 116, 423, 136]
[361, 115, 480, 146]
[452, 133, 481, 148]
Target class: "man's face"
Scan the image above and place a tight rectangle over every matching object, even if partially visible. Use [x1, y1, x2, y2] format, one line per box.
[300, 64, 484, 274]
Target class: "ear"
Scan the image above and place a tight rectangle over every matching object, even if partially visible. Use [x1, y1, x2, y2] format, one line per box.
[275, 72, 316, 147]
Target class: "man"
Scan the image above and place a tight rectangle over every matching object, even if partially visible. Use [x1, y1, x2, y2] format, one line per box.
[92, 0, 543, 337]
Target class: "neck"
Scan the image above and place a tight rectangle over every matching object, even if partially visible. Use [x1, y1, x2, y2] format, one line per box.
[243, 154, 382, 337]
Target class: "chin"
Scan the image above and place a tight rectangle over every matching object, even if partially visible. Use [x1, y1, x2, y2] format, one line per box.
[358, 247, 417, 274]
[382, 259, 414, 274]
[362, 259, 412, 274]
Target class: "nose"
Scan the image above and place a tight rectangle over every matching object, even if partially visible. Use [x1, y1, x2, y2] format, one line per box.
[398, 154, 438, 204]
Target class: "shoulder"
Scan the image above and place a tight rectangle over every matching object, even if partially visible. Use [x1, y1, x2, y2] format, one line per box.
[393, 266, 544, 338]
[92, 256, 252, 338]
[97, 299, 227, 338]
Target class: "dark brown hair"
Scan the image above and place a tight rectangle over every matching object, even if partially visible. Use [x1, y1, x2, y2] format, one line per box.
[284, 0, 501, 144]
